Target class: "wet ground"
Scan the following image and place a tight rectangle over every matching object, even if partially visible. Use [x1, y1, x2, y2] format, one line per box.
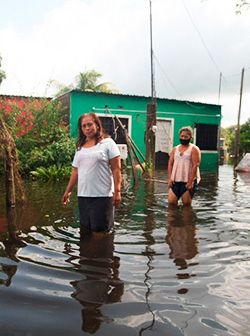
[0, 164, 250, 336]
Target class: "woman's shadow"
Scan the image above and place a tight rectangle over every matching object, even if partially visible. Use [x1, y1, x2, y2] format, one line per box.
[70, 232, 124, 334]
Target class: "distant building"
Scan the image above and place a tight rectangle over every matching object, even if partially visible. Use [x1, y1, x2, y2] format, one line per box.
[219, 137, 228, 165]
[61, 90, 222, 171]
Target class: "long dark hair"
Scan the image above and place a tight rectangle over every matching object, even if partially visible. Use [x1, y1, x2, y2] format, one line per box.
[76, 113, 104, 148]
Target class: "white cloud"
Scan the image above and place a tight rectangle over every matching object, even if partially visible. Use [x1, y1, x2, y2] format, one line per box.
[0, 0, 249, 127]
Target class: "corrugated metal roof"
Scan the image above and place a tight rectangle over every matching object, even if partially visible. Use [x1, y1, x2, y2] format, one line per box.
[0, 94, 52, 100]
[61, 89, 221, 108]
[0, 91, 221, 108]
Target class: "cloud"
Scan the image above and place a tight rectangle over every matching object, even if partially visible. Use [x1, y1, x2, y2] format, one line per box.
[0, 0, 249, 127]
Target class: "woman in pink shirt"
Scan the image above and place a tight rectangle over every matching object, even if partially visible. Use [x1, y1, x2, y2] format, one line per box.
[168, 126, 201, 206]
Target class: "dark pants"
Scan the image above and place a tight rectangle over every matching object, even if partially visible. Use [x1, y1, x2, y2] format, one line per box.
[171, 180, 198, 200]
[78, 197, 114, 234]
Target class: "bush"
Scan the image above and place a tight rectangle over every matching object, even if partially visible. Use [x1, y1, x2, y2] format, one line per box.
[30, 165, 72, 181]
[1, 98, 76, 179]
[19, 132, 76, 174]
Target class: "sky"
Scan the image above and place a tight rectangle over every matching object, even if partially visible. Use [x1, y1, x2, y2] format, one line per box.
[0, 0, 250, 127]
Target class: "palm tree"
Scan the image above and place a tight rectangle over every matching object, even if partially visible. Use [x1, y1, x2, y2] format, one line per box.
[52, 69, 118, 97]
[49, 80, 74, 98]
[75, 70, 116, 93]
[236, 0, 250, 14]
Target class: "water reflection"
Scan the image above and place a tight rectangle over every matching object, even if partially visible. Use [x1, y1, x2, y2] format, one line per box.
[0, 207, 26, 286]
[69, 233, 124, 333]
[166, 206, 198, 271]
[140, 180, 157, 334]
[0, 166, 250, 335]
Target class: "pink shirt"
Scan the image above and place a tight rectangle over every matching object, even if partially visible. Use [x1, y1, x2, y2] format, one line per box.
[171, 144, 200, 183]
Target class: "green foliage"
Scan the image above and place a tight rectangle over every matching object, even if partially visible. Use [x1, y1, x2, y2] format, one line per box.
[221, 125, 236, 156]
[0, 55, 6, 87]
[240, 118, 250, 154]
[76, 70, 102, 91]
[49, 80, 73, 98]
[223, 118, 250, 158]
[236, 1, 250, 14]
[30, 165, 72, 181]
[52, 69, 118, 97]
[20, 133, 75, 173]
[1, 97, 76, 179]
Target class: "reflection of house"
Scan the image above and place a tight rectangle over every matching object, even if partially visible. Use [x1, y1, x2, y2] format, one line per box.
[59, 90, 221, 170]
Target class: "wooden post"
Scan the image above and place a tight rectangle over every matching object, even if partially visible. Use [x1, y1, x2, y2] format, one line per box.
[0, 117, 25, 207]
[234, 67, 245, 168]
[145, 102, 157, 177]
[5, 148, 16, 207]
[146, 1, 157, 177]
[113, 115, 139, 185]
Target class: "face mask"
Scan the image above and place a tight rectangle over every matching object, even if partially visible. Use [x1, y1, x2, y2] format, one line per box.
[179, 138, 191, 146]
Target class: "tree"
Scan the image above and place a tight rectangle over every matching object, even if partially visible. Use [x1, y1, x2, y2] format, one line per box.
[222, 125, 237, 157]
[49, 80, 74, 98]
[240, 118, 250, 154]
[0, 97, 75, 178]
[0, 55, 6, 87]
[0, 116, 26, 206]
[223, 118, 250, 159]
[52, 69, 118, 97]
[75, 70, 115, 93]
[236, 1, 250, 14]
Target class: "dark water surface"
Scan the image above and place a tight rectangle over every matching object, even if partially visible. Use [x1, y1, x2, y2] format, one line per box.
[0, 165, 250, 336]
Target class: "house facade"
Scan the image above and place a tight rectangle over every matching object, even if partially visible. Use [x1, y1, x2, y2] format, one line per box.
[59, 90, 222, 171]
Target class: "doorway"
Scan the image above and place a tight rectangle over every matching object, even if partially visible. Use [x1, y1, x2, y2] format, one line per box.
[155, 118, 173, 168]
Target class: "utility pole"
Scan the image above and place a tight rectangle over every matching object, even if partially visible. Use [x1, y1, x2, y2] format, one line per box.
[149, 0, 155, 101]
[218, 72, 222, 105]
[234, 67, 245, 168]
[145, 0, 157, 176]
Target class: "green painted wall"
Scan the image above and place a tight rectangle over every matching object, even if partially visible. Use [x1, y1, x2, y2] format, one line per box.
[200, 152, 219, 171]
[67, 90, 221, 171]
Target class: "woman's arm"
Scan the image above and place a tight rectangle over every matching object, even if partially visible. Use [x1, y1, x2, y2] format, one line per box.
[168, 148, 175, 188]
[62, 167, 78, 204]
[110, 156, 122, 205]
[186, 146, 201, 190]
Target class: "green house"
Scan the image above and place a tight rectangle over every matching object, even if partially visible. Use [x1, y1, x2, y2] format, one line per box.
[59, 90, 221, 171]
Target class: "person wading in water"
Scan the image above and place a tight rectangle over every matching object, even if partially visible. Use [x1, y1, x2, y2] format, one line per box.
[168, 126, 201, 206]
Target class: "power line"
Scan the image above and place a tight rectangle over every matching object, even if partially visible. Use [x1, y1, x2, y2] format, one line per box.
[181, 0, 224, 76]
[153, 53, 184, 98]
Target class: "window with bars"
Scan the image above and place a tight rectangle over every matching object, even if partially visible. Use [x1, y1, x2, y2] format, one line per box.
[99, 116, 128, 144]
[195, 123, 218, 150]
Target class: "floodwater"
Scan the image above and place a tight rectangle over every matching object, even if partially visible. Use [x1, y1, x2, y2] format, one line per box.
[0, 164, 250, 336]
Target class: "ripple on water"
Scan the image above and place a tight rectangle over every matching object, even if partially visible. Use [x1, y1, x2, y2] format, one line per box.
[0, 165, 250, 335]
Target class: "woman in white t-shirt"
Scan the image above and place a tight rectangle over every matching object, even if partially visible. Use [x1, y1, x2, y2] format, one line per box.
[62, 113, 121, 235]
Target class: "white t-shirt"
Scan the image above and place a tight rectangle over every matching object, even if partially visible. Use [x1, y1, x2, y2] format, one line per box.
[72, 138, 120, 197]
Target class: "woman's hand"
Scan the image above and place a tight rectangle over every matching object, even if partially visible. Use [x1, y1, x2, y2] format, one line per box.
[168, 179, 173, 189]
[112, 190, 121, 205]
[62, 191, 71, 205]
[186, 181, 194, 191]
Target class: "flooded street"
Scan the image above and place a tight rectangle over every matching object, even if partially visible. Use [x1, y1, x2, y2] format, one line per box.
[0, 164, 250, 336]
